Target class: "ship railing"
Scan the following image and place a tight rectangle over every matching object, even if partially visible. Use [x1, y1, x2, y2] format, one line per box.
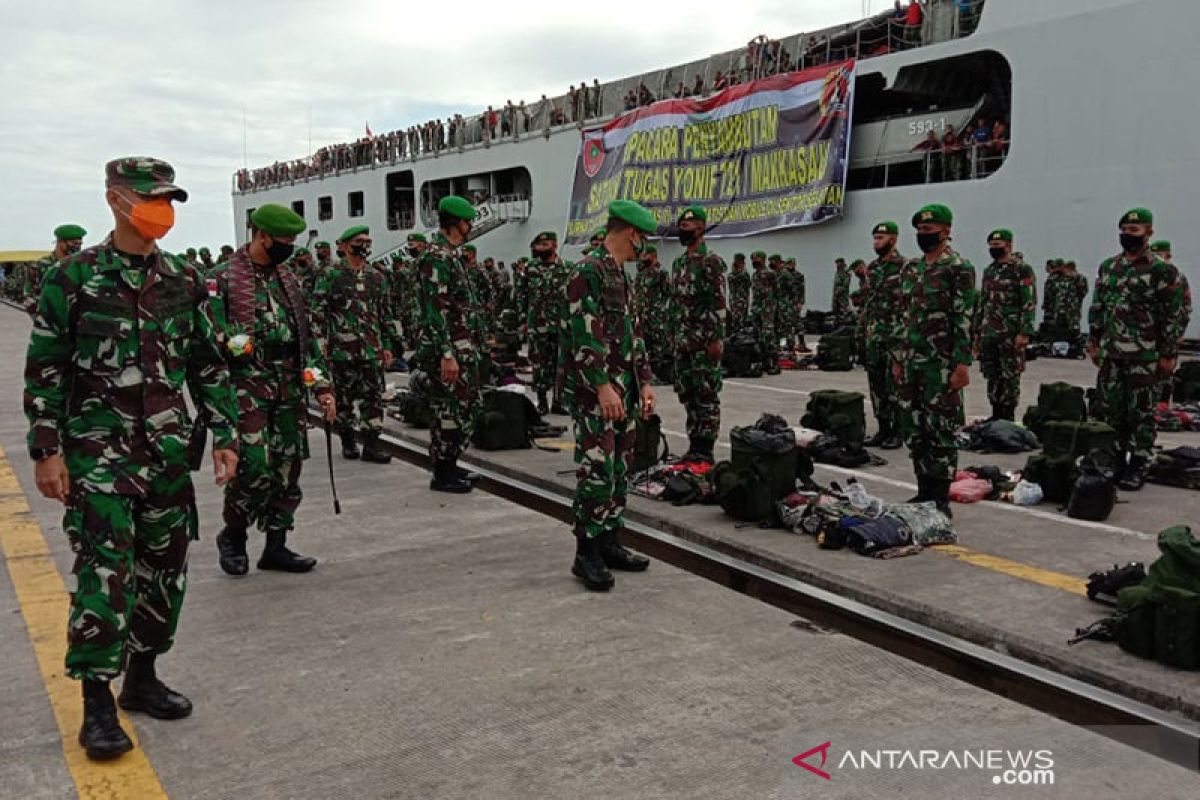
[231, 0, 987, 195]
[417, 193, 531, 230]
[852, 137, 1008, 188]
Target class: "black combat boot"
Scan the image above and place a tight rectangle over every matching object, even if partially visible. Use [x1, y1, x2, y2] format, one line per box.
[930, 478, 954, 518]
[694, 439, 716, 465]
[864, 427, 891, 448]
[361, 433, 393, 464]
[536, 391, 549, 416]
[215, 525, 249, 576]
[453, 464, 482, 484]
[340, 431, 360, 460]
[1118, 456, 1150, 492]
[572, 531, 615, 591]
[1113, 450, 1129, 483]
[907, 475, 931, 504]
[430, 461, 472, 493]
[80, 679, 133, 761]
[880, 430, 904, 450]
[550, 393, 567, 416]
[117, 654, 193, 720]
[599, 528, 650, 572]
[257, 531, 318, 572]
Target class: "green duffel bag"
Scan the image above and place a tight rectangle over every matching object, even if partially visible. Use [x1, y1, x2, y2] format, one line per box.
[1041, 420, 1116, 461]
[1116, 584, 1158, 660]
[1022, 453, 1077, 504]
[472, 389, 535, 450]
[816, 328, 856, 371]
[730, 423, 798, 502]
[1022, 382, 1088, 438]
[801, 390, 866, 452]
[713, 460, 777, 524]
[1172, 361, 1200, 404]
[1152, 586, 1200, 669]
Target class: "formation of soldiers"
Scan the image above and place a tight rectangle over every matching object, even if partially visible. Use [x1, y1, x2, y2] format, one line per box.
[12, 152, 1193, 763]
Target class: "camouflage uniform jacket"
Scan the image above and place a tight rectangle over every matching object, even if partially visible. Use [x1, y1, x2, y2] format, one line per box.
[23, 237, 237, 496]
[415, 232, 487, 363]
[633, 261, 671, 328]
[859, 249, 908, 357]
[467, 263, 494, 322]
[208, 247, 331, 404]
[727, 269, 752, 321]
[310, 258, 398, 362]
[973, 257, 1037, 342]
[562, 246, 652, 414]
[525, 256, 566, 333]
[1043, 271, 1088, 323]
[831, 264, 853, 318]
[23, 253, 58, 315]
[750, 266, 777, 316]
[669, 244, 727, 353]
[897, 248, 978, 367]
[1088, 250, 1188, 363]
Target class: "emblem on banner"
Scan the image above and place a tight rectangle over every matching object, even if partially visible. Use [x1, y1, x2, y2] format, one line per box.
[582, 135, 606, 178]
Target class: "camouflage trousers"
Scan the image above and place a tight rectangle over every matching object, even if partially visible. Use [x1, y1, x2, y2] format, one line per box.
[751, 308, 776, 358]
[429, 355, 482, 462]
[529, 329, 559, 394]
[674, 350, 723, 443]
[1097, 359, 1159, 459]
[572, 413, 635, 539]
[978, 336, 1024, 410]
[864, 347, 900, 433]
[332, 359, 384, 436]
[643, 324, 672, 381]
[223, 392, 309, 535]
[63, 469, 197, 681]
[898, 360, 965, 481]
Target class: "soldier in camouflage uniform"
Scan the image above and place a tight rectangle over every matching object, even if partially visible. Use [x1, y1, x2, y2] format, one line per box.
[311, 224, 397, 463]
[894, 204, 977, 515]
[1150, 240, 1193, 402]
[785, 258, 808, 350]
[492, 259, 512, 315]
[218, 244, 234, 265]
[1040, 258, 1089, 343]
[1089, 208, 1190, 490]
[209, 205, 336, 577]
[633, 243, 672, 382]
[416, 196, 488, 493]
[24, 157, 239, 761]
[831, 257, 854, 328]
[973, 229, 1036, 421]
[727, 252, 752, 334]
[749, 251, 779, 374]
[314, 240, 334, 271]
[670, 206, 727, 462]
[563, 200, 657, 591]
[198, 247, 215, 273]
[399, 234, 428, 350]
[23, 223, 87, 316]
[526, 232, 567, 414]
[184, 247, 200, 270]
[860, 222, 907, 450]
[289, 247, 319, 295]
[462, 245, 493, 335]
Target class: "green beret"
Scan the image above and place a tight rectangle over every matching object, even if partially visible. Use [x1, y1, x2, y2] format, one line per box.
[199, 247, 210, 256]
[677, 205, 707, 224]
[462, 244, 477, 253]
[644, 244, 657, 254]
[338, 224, 369, 242]
[769, 253, 782, 261]
[751, 250, 767, 259]
[53, 223, 86, 241]
[1151, 240, 1172, 252]
[988, 228, 1014, 243]
[220, 245, 234, 253]
[293, 247, 309, 256]
[851, 259, 866, 268]
[872, 221, 899, 235]
[186, 248, 197, 256]
[252, 204, 307, 237]
[406, 233, 427, 243]
[1120, 207, 1153, 226]
[912, 204, 953, 227]
[1053, 258, 1065, 266]
[590, 228, 607, 241]
[315, 240, 331, 248]
[438, 195, 477, 221]
[734, 253, 745, 260]
[532, 231, 558, 245]
[607, 200, 658, 234]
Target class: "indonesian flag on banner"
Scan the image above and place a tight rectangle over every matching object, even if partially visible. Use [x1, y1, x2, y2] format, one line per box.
[365, 122, 374, 138]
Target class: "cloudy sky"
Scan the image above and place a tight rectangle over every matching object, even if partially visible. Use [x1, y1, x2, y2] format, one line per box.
[0, 0, 868, 251]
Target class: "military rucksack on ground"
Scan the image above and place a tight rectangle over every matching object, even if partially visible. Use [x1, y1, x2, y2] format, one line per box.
[722, 329, 763, 378]
[712, 460, 777, 524]
[1172, 361, 1200, 404]
[729, 414, 808, 499]
[630, 414, 670, 474]
[1040, 420, 1116, 461]
[1147, 446, 1200, 490]
[801, 390, 866, 453]
[1022, 453, 1077, 504]
[1021, 381, 1088, 439]
[396, 370, 434, 429]
[1115, 525, 1200, 669]
[804, 310, 827, 335]
[472, 389, 537, 450]
[816, 327, 856, 371]
[1066, 450, 1118, 521]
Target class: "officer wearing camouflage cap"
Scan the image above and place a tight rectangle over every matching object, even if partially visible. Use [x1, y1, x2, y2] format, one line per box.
[22, 223, 87, 316]
[1089, 208, 1190, 490]
[973, 229, 1036, 421]
[24, 156, 238, 760]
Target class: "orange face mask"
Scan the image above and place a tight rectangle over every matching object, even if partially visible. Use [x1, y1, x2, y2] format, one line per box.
[117, 194, 175, 240]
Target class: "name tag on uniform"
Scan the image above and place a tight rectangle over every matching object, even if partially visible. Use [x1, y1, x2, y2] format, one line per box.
[206, 278, 219, 298]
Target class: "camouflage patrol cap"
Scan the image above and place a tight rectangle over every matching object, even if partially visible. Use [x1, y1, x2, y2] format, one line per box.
[873, 221, 899, 235]
[532, 231, 557, 245]
[607, 200, 658, 234]
[438, 195, 477, 221]
[251, 204, 306, 237]
[912, 204, 952, 227]
[1151, 240, 1172, 252]
[1120, 207, 1153, 226]
[105, 156, 188, 201]
[988, 228, 1013, 242]
[53, 223, 86, 241]
[677, 205, 707, 224]
[406, 233, 427, 243]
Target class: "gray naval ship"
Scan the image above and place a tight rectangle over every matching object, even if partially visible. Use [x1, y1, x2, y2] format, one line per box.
[231, 0, 1200, 332]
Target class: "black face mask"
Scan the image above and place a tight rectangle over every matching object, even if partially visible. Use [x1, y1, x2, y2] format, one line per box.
[988, 246, 1008, 261]
[873, 243, 891, 257]
[1120, 233, 1145, 254]
[916, 232, 943, 254]
[266, 239, 295, 265]
[678, 229, 698, 247]
[351, 243, 371, 259]
[64, 244, 82, 255]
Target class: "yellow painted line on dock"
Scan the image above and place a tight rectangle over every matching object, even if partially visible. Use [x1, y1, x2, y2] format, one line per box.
[930, 544, 1088, 596]
[0, 442, 169, 799]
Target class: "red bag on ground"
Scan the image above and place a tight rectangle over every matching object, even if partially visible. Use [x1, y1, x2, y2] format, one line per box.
[949, 478, 991, 504]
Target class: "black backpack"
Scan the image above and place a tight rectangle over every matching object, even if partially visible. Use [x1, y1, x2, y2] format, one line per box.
[712, 460, 777, 523]
[1066, 450, 1118, 521]
[801, 390, 866, 453]
[1172, 361, 1200, 404]
[1147, 446, 1200, 490]
[630, 414, 670, 474]
[816, 327, 856, 371]
[730, 414, 807, 500]
[722, 329, 763, 378]
[472, 389, 538, 450]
